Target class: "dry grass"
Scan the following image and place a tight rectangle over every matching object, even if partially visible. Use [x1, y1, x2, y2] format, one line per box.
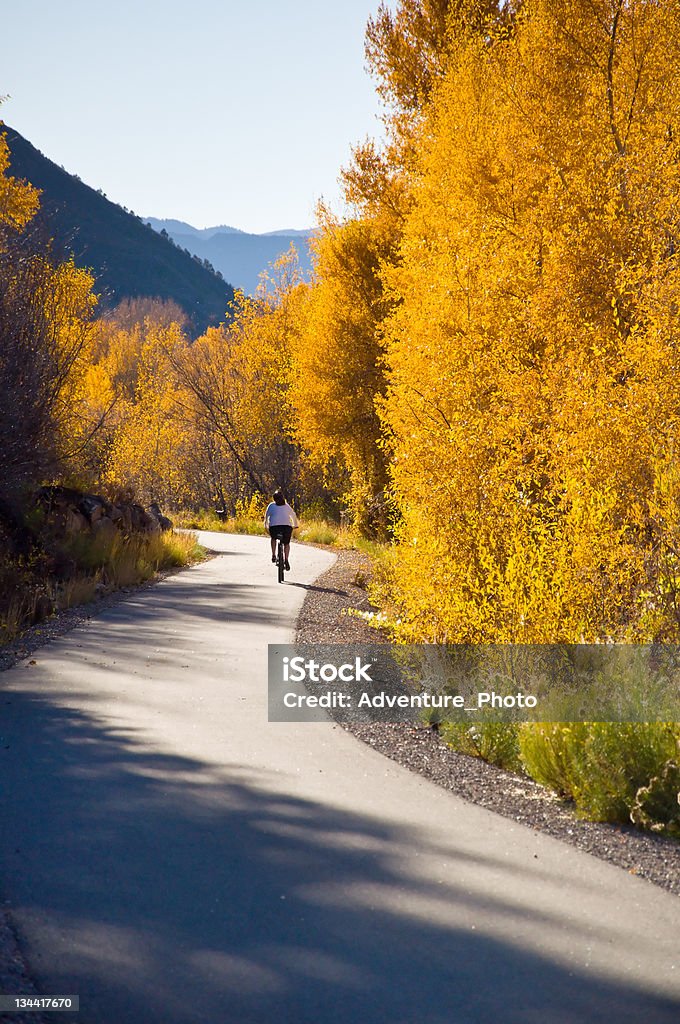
[173, 510, 386, 557]
[57, 575, 100, 611]
[0, 595, 27, 644]
[0, 529, 205, 646]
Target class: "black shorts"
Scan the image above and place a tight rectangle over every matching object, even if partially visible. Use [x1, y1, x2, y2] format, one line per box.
[269, 525, 293, 544]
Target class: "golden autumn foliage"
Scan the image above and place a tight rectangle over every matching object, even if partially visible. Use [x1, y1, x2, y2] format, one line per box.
[0, 124, 98, 495]
[289, 213, 394, 533]
[175, 250, 305, 503]
[72, 254, 312, 512]
[103, 321, 196, 506]
[46, 260, 100, 461]
[0, 130, 39, 233]
[289, 1, 501, 535]
[8, 0, 680, 652]
[375, 0, 680, 641]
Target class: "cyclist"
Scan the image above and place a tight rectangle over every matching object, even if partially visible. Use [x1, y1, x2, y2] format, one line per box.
[264, 490, 299, 571]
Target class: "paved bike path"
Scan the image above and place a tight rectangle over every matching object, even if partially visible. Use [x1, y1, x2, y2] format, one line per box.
[0, 532, 678, 1023]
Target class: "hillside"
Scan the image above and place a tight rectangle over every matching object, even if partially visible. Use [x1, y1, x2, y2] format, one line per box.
[146, 217, 314, 295]
[2, 125, 234, 335]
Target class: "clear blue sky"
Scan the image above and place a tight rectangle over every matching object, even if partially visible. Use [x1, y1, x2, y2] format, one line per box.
[2, 0, 389, 233]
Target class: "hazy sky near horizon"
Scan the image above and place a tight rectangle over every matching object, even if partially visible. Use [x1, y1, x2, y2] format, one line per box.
[2, 0, 390, 233]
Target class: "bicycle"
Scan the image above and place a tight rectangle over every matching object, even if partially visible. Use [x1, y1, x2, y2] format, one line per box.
[273, 529, 287, 584]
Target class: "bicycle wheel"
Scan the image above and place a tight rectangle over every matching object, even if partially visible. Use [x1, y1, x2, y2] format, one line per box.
[277, 539, 285, 583]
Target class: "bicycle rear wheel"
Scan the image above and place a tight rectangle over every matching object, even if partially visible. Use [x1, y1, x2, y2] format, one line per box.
[277, 539, 285, 583]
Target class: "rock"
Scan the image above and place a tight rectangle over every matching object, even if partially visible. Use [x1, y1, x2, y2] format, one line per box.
[37, 486, 172, 541]
[37, 485, 84, 512]
[115, 505, 133, 533]
[78, 494, 110, 525]
[32, 594, 54, 623]
[92, 517, 117, 541]
[148, 502, 173, 532]
[65, 509, 89, 535]
[129, 504, 148, 532]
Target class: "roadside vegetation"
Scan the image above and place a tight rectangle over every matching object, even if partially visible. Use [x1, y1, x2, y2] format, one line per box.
[2, 1, 680, 838]
[436, 719, 680, 838]
[0, 512, 203, 645]
[174, 503, 383, 556]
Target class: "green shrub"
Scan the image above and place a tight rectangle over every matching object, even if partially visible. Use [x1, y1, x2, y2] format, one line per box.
[440, 720, 521, 771]
[630, 761, 680, 837]
[518, 723, 590, 799]
[574, 723, 679, 822]
[519, 722, 680, 824]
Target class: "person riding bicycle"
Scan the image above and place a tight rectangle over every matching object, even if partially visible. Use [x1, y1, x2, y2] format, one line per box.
[264, 490, 299, 571]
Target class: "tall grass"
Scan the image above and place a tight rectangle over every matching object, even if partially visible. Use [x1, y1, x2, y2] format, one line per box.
[297, 520, 341, 545]
[57, 575, 100, 611]
[0, 595, 31, 644]
[0, 529, 204, 645]
[62, 529, 203, 585]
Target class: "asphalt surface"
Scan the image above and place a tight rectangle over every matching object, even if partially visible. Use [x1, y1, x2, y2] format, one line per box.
[0, 531, 678, 1024]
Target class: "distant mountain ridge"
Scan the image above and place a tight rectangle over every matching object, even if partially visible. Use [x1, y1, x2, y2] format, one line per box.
[2, 125, 235, 335]
[148, 219, 247, 239]
[145, 218, 315, 295]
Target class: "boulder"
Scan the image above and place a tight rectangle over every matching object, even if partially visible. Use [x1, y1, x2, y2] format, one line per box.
[129, 504, 149, 532]
[78, 494, 111, 525]
[92, 517, 117, 542]
[33, 594, 54, 623]
[148, 502, 173, 532]
[38, 485, 85, 512]
[36, 486, 173, 540]
[65, 509, 89, 535]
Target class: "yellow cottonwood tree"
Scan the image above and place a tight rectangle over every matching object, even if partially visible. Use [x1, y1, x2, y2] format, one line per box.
[378, 0, 680, 641]
[290, 213, 394, 533]
[174, 250, 304, 504]
[0, 125, 99, 494]
[0, 130, 39, 233]
[292, 1, 506, 534]
[104, 321, 199, 507]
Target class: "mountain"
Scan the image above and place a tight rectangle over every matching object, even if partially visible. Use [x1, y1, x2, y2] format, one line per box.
[147, 219, 246, 239]
[261, 229, 311, 238]
[2, 125, 235, 335]
[144, 217, 314, 295]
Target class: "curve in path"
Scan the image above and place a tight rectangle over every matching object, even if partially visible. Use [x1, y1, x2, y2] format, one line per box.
[0, 531, 678, 1024]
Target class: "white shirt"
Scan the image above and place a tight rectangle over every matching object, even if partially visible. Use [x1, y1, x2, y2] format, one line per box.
[265, 501, 299, 528]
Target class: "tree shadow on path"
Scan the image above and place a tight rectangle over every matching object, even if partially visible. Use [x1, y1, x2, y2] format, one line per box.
[0, 689, 678, 1024]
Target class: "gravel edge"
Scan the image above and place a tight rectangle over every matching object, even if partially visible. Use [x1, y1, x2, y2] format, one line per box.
[295, 548, 680, 897]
